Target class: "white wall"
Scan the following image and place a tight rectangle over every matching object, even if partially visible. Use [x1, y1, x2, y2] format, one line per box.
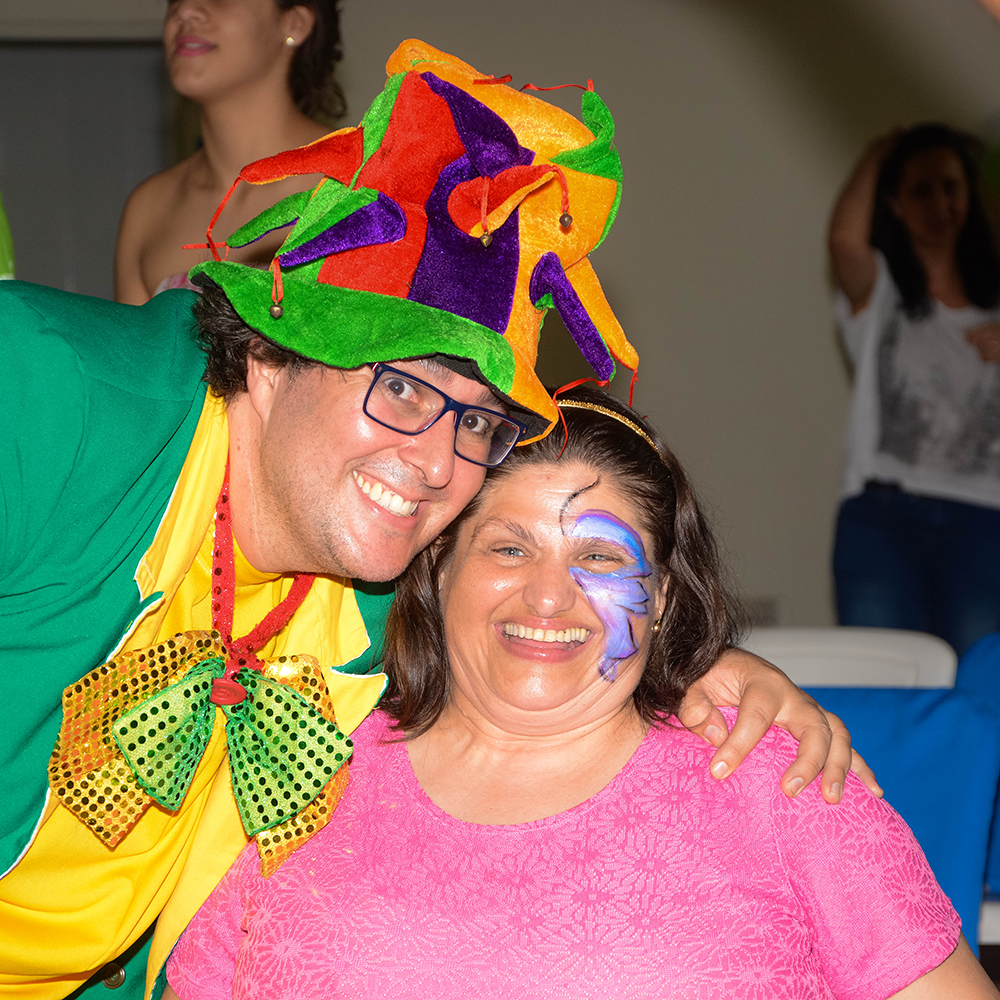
[338, 0, 1000, 625]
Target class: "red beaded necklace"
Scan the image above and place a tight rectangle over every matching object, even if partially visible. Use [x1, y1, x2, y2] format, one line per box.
[209, 461, 315, 705]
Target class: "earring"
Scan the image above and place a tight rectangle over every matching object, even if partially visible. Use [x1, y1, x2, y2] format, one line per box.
[651, 616, 663, 634]
[284, 36, 296, 47]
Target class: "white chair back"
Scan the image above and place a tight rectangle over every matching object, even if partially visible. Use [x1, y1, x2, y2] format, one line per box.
[743, 627, 956, 688]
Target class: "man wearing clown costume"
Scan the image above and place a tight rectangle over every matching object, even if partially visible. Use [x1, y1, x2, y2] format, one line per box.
[0, 40, 860, 1000]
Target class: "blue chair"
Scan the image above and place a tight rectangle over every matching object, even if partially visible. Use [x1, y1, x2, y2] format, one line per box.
[955, 635, 1000, 898]
[805, 686, 1000, 953]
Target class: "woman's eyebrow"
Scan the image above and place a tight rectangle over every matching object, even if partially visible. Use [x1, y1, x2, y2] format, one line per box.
[470, 517, 537, 545]
[571, 533, 630, 549]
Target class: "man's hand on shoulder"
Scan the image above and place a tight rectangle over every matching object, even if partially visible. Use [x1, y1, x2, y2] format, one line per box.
[677, 648, 882, 803]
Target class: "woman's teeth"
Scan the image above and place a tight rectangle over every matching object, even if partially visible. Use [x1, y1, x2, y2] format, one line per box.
[502, 623, 591, 644]
[352, 472, 418, 517]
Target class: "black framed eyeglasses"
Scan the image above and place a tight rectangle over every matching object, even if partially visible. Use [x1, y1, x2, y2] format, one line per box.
[362, 364, 527, 468]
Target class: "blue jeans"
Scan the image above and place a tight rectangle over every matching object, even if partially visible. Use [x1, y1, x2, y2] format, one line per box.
[833, 484, 1000, 656]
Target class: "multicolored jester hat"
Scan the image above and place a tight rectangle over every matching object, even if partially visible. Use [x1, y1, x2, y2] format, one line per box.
[190, 38, 638, 438]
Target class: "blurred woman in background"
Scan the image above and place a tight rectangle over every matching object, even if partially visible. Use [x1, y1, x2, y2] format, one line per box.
[114, 0, 343, 303]
[829, 123, 1000, 655]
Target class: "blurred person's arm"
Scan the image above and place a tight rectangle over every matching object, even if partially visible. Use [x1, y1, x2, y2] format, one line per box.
[828, 132, 899, 314]
[978, 0, 1000, 22]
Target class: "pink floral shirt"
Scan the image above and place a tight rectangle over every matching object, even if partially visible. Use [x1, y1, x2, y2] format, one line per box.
[168, 709, 959, 999]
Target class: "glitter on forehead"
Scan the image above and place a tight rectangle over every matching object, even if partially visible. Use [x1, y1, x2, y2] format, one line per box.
[566, 510, 652, 680]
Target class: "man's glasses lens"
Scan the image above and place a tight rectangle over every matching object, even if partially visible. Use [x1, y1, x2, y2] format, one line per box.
[364, 367, 524, 467]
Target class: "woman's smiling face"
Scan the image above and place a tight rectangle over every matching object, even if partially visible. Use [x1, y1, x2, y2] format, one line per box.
[163, 0, 300, 103]
[437, 461, 666, 736]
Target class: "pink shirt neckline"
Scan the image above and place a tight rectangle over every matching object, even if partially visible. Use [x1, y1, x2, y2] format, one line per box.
[400, 718, 662, 830]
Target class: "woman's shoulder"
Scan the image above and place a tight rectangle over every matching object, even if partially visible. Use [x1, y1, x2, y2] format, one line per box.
[642, 709, 873, 814]
[115, 156, 202, 301]
[121, 157, 193, 219]
[118, 152, 213, 247]
[648, 707, 794, 770]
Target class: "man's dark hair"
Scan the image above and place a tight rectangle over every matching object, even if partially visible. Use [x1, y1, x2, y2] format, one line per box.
[872, 123, 1000, 319]
[279, 0, 347, 124]
[195, 283, 319, 400]
[381, 384, 746, 737]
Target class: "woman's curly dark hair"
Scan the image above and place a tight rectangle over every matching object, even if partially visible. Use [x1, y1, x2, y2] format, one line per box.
[279, 0, 346, 124]
[872, 123, 1000, 319]
[381, 384, 746, 737]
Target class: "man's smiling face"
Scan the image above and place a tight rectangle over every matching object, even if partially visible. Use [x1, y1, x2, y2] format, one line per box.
[244, 358, 498, 581]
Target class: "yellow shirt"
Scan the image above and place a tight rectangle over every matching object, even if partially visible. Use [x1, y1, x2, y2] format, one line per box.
[0, 394, 387, 999]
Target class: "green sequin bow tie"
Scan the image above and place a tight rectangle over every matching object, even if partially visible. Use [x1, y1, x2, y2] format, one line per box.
[112, 655, 352, 837]
[49, 631, 354, 876]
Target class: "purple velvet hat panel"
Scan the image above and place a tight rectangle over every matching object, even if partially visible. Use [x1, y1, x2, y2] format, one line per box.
[421, 73, 532, 178]
[530, 252, 615, 379]
[408, 155, 520, 334]
[278, 194, 407, 268]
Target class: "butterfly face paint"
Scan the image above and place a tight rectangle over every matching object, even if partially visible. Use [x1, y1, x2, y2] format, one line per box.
[566, 509, 652, 680]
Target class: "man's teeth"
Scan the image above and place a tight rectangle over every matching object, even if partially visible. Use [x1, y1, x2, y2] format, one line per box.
[502, 623, 591, 643]
[352, 472, 418, 517]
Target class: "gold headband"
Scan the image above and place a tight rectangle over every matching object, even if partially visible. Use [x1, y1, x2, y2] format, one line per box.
[556, 400, 659, 453]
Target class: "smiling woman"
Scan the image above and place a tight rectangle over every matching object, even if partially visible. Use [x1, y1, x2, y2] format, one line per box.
[163, 385, 995, 1000]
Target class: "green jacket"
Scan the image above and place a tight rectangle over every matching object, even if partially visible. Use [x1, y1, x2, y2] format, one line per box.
[0, 283, 392, 999]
